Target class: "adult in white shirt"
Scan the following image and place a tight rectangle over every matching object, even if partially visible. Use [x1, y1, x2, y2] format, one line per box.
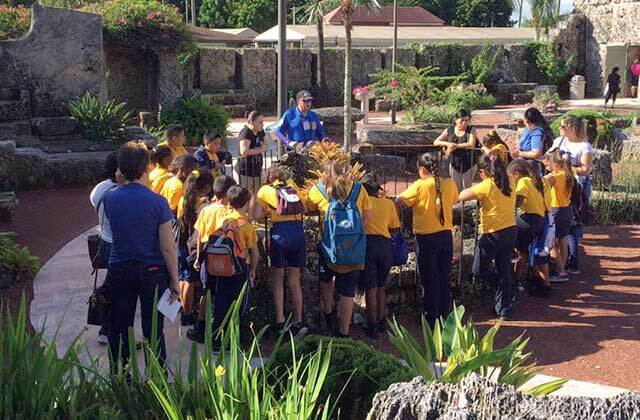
[89, 152, 121, 344]
[551, 116, 594, 275]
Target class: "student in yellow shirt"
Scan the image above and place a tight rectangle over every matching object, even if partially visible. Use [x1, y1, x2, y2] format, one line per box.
[543, 150, 574, 283]
[160, 155, 198, 215]
[481, 129, 510, 164]
[148, 145, 173, 194]
[360, 175, 400, 338]
[157, 125, 188, 161]
[187, 175, 237, 343]
[306, 160, 372, 338]
[175, 170, 213, 326]
[398, 153, 458, 327]
[209, 186, 259, 352]
[507, 159, 549, 296]
[459, 154, 516, 319]
[254, 164, 308, 338]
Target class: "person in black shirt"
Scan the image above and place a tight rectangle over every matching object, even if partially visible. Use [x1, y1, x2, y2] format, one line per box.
[604, 67, 621, 109]
[433, 109, 479, 191]
[236, 111, 267, 194]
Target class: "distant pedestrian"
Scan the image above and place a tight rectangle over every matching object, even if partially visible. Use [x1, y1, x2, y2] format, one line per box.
[604, 67, 621, 109]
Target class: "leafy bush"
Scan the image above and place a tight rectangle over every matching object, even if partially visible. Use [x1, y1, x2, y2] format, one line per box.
[369, 64, 439, 110]
[67, 92, 132, 143]
[388, 305, 567, 397]
[550, 110, 615, 151]
[526, 41, 572, 85]
[591, 191, 640, 225]
[403, 103, 458, 124]
[469, 43, 500, 84]
[158, 95, 230, 146]
[269, 335, 413, 419]
[404, 86, 497, 124]
[0, 5, 30, 40]
[533, 90, 561, 112]
[424, 75, 467, 91]
[83, 0, 196, 60]
[0, 232, 39, 289]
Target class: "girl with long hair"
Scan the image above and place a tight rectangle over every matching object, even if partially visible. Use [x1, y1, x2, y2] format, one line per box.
[515, 107, 553, 160]
[459, 154, 517, 319]
[482, 129, 510, 164]
[148, 144, 173, 193]
[398, 153, 458, 326]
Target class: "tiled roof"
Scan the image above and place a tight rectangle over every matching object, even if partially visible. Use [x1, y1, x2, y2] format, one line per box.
[324, 6, 445, 26]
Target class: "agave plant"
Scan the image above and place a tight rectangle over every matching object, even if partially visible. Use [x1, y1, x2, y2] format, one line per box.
[388, 305, 567, 397]
[67, 92, 132, 143]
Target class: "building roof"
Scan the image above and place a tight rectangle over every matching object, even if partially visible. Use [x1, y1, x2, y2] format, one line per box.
[187, 26, 255, 45]
[324, 6, 444, 26]
[254, 25, 535, 47]
[214, 28, 259, 37]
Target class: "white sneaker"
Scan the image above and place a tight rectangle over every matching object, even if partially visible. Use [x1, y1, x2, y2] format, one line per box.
[97, 334, 108, 345]
[550, 272, 569, 283]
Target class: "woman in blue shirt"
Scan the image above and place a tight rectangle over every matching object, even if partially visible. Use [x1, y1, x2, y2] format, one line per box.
[514, 107, 552, 161]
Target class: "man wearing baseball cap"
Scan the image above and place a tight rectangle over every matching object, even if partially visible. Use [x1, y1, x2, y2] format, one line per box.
[275, 90, 326, 150]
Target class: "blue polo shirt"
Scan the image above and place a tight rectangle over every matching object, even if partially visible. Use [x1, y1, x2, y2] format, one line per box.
[275, 107, 325, 147]
[519, 127, 544, 153]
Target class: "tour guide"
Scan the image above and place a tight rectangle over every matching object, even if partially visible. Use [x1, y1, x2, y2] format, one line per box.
[275, 90, 327, 150]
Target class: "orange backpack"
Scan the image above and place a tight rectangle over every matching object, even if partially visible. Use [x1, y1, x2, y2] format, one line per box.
[205, 218, 248, 277]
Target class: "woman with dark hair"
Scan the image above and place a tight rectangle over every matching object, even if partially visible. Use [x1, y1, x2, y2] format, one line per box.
[433, 109, 479, 191]
[236, 111, 267, 194]
[514, 107, 552, 161]
[604, 67, 621, 109]
[459, 154, 517, 319]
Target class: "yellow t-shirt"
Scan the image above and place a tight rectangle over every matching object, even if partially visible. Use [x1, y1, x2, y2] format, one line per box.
[223, 209, 258, 250]
[550, 171, 571, 209]
[471, 177, 516, 234]
[542, 178, 552, 212]
[177, 196, 206, 220]
[148, 169, 172, 194]
[256, 181, 306, 224]
[158, 140, 188, 161]
[398, 177, 458, 235]
[365, 196, 400, 238]
[160, 176, 184, 213]
[306, 181, 372, 221]
[490, 144, 508, 163]
[515, 177, 545, 217]
[194, 204, 231, 244]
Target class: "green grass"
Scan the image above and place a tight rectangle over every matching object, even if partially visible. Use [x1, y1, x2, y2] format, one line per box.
[592, 162, 640, 225]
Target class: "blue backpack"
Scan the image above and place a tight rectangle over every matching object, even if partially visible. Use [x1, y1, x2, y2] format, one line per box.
[317, 182, 366, 273]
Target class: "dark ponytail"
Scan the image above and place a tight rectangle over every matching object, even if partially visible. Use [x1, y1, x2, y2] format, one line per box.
[478, 154, 511, 197]
[417, 152, 445, 226]
[178, 170, 213, 239]
[507, 159, 544, 196]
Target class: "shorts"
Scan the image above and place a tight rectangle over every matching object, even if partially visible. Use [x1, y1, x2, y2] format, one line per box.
[359, 235, 393, 290]
[516, 213, 545, 252]
[552, 207, 572, 239]
[178, 256, 197, 283]
[318, 247, 360, 298]
[270, 221, 306, 268]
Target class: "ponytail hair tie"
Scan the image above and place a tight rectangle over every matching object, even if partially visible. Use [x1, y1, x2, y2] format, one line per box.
[192, 170, 200, 179]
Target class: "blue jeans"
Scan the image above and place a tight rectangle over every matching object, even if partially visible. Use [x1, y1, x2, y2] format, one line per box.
[568, 176, 592, 267]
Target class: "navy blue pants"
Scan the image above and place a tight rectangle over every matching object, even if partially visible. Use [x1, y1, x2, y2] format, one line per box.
[473, 226, 517, 317]
[415, 230, 453, 326]
[107, 262, 169, 370]
[211, 261, 249, 339]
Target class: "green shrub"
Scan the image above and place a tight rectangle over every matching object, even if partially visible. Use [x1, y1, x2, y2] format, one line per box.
[83, 0, 196, 62]
[0, 232, 39, 289]
[0, 5, 30, 40]
[369, 64, 439, 109]
[67, 92, 133, 143]
[591, 191, 640, 225]
[550, 110, 615, 151]
[533, 91, 561, 111]
[424, 75, 467, 91]
[526, 41, 572, 85]
[468, 43, 500, 84]
[269, 335, 413, 419]
[158, 95, 230, 146]
[403, 103, 458, 124]
[404, 86, 496, 124]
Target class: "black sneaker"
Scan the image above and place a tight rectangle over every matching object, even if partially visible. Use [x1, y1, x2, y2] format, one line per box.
[566, 262, 580, 275]
[181, 312, 196, 326]
[275, 322, 286, 334]
[365, 323, 379, 339]
[377, 319, 386, 334]
[290, 322, 309, 338]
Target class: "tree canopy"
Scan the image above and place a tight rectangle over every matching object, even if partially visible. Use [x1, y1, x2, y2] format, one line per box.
[198, 0, 277, 32]
[382, 0, 512, 27]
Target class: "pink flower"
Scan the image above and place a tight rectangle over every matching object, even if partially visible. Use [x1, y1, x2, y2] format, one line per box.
[390, 79, 399, 89]
[147, 11, 158, 20]
[117, 17, 125, 25]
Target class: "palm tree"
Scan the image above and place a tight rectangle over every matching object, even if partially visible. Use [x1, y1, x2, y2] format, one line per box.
[338, 0, 381, 149]
[531, 0, 558, 40]
[304, 0, 335, 106]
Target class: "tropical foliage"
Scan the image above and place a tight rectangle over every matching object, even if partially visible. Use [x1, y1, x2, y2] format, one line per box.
[452, 0, 513, 27]
[0, 232, 40, 289]
[526, 41, 572, 85]
[388, 305, 567, 396]
[158, 95, 230, 146]
[67, 92, 132, 143]
[468, 43, 500, 84]
[199, 0, 276, 33]
[550, 110, 615, 151]
[0, 5, 30, 40]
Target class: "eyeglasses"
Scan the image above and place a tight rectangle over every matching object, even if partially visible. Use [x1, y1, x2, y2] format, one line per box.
[302, 99, 313, 104]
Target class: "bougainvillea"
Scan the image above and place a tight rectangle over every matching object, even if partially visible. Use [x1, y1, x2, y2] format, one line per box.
[0, 5, 31, 41]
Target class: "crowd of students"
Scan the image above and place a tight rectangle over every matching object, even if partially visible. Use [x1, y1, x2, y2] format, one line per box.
[90, 105, 593, 370]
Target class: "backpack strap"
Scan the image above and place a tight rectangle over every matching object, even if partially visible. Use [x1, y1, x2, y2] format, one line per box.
[316, 182, 330, 202]
[347, 182, 361, 207]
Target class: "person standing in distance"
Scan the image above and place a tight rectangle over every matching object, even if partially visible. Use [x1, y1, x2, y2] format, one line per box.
[275, 90, 327, 151]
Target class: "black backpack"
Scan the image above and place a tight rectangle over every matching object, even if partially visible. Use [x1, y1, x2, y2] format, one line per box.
[570, 181, 596, 227]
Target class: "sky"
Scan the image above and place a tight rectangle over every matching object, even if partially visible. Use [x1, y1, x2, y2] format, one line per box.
[512, 0, 574, 22]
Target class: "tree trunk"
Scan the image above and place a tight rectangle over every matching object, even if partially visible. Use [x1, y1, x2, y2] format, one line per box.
[316, 15, 328, 105]
[518, 0, 524, 28]
[343, 21, 352, 150]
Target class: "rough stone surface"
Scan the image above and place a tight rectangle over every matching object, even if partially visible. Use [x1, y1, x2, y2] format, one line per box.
[592, 148, 612, 188]
[158, 50, 184, 109]
[124, 126, 157, 143]
[621, 137, 640, 162]
[0, 140, 17, 157]
[367, 374, 640, 420]
[384, 48, 416, 68]
[315, 107, 363, 124]
[0, 191, 18, 223]
[285, 49, 313, 95]
[0, 5, 102, 117]
[361, 153, 406, 177]
[485, 83, 537, 104]
[104, 46, 159, 113]
[240, 49, 276, 111]
[31, 117, 78, 137]
[200, 49, 236, 91]
[323, 48, 383, 106]
[358, 124, 442, 146]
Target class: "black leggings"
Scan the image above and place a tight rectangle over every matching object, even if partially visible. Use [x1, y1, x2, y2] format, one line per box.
[415, 230, 453, 326]
[473, 226, 517, 317]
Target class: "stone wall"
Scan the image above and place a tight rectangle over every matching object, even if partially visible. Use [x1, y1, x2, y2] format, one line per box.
[0, 4, 102, 117]
[104, 47, 159, 113]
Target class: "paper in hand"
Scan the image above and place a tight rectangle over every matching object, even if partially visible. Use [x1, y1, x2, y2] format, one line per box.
[157, 289, 182, 323]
